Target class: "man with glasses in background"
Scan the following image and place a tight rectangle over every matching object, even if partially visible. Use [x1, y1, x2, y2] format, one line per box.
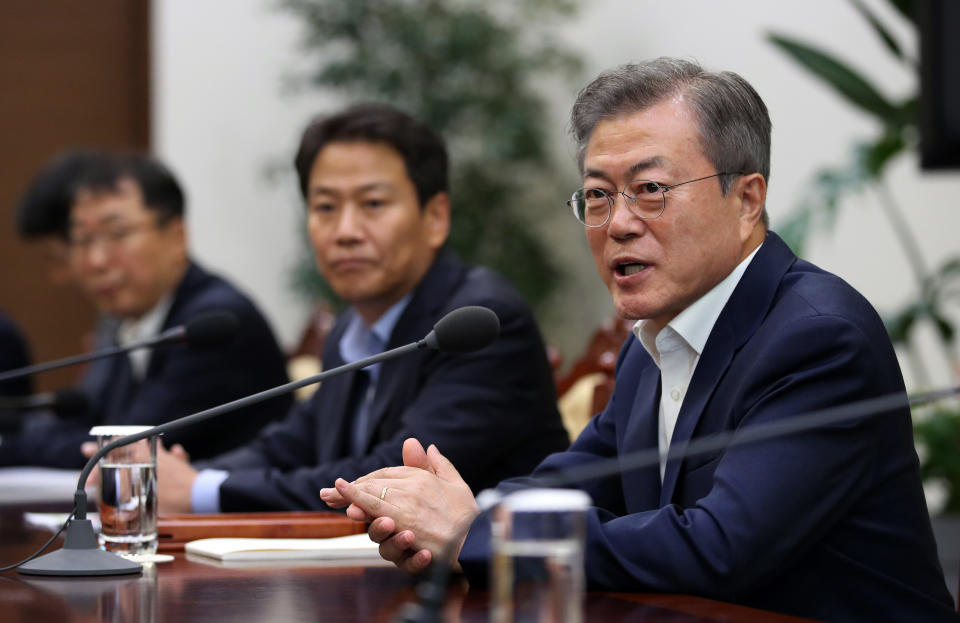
[323, 58, 957, 622]
[0, 151, 291, 467]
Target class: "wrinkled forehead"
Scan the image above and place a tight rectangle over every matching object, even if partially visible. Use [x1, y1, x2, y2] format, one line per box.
[582, 101, 705, 180]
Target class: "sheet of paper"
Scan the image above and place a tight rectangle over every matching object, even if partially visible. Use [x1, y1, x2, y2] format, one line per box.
[185, 533, 381, 562]
[0, 467, 96, 504]
[23, 512, 101, 533]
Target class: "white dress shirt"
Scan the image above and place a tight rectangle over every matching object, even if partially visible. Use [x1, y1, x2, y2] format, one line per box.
[116, 294, 174, 381]
[635, 244, 762, 480]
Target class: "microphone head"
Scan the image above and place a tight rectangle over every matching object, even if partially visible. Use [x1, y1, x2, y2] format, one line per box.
[183, 311, 241, 348]
[424, 306, 500, 353]
[51, 388, 91, 417]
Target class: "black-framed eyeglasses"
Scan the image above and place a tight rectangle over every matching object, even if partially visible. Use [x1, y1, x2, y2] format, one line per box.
[67, 220, 163, 255]
[567, 172, 744, 227]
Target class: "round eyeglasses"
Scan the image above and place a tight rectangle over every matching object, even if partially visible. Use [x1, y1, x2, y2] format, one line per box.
[567, 172, 743, 227]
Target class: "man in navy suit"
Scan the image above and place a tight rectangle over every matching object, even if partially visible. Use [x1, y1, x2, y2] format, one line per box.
[155, 104, 569, 513]
[0, 152, 291, 467]
[323, 59, 957, 622]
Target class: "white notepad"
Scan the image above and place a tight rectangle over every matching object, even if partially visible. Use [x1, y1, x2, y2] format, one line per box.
[0, 467, 96, 504]
[185, 533, 381, 562]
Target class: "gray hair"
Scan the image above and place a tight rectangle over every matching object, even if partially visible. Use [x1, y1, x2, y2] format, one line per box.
[570, 57, 771, 227]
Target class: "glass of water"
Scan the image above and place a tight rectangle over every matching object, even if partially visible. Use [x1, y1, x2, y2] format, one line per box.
[89, 425, 158, 558]
[490, 488, 591, 623]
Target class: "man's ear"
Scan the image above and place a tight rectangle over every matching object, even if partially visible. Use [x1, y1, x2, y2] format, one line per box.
[422, 192, 451, 250]
[736, 173, 766, 234]
[162, 215, 189, 258]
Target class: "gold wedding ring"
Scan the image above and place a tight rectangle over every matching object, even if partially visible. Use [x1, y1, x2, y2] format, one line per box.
[380, 486, 388, 501]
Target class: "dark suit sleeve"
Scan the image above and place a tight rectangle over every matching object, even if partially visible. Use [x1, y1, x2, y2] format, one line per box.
[0, 312, 32, 398]
[581, 314, 891, 595]
[0, 416, 96, 468]
[215, 293, 567, 512]
[0, 285, 291, 468]
[0, 312, 33, 441]
[201, 395, 320, 472]
[114, 299, 292, 461]
[465, 311, 902, 597]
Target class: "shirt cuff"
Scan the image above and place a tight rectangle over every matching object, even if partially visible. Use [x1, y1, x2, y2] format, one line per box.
[191, 469, 229, 514]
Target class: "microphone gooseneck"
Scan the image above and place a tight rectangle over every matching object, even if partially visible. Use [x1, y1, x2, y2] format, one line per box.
[0, 388, 89, 416]
[76, 305, 501, 509]
[16, 306, 501, 577]
[0, 310, 241, 383]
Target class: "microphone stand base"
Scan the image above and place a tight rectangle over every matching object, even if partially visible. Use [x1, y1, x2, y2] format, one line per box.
[18, 519, 143, 576]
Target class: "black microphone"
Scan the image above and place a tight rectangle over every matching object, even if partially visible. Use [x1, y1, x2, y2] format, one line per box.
[391, 383, 960, 623]
[0, 388, 90, 417]
[0, 310, 241, 383]
[159, 310, 242, 347]
[15, 305, 501, 576]
[423, 306, 499, 353]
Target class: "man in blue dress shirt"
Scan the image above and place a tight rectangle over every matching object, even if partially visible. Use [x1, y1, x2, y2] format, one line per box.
[156, 103, 569, 513]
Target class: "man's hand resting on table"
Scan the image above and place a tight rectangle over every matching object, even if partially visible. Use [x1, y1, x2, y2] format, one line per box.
[320, 438, 480, 574]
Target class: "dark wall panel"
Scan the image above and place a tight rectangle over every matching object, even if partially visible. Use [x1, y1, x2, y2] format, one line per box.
[0, 0, 150, 390]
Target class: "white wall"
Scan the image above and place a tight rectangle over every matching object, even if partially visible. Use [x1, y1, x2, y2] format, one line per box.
[152, 0, 337, 349]
[153, 0, 960, 388]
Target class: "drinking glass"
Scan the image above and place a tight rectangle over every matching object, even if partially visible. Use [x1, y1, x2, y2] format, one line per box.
[490, 488, 591, 623]
[90, 425, 158, 558]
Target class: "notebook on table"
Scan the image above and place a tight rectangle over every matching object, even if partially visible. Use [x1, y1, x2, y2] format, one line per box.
[158, 511, 366, 551]
[185, 533, 380, 562]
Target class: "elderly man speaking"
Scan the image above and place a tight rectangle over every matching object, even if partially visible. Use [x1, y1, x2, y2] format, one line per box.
[322, 58, 957, 623]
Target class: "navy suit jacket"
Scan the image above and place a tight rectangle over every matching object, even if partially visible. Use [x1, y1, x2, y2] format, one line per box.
[462, 233, 957, 622]
[0, 311, 32, 399]
[0, 311, 32, 434]
[210, 248, 570, 511]
[0, 262, 291, 468]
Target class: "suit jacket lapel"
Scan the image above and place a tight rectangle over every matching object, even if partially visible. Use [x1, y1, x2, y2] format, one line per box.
[658, 232, 798, 506]
[620, 355, 663, 509]
[315, 330, 361, 462]
[323, 370, 363, 459]
[362, 360, 405, 451]
[358, 247, 467, 450]
[143, 263, 199, 380]
[659, 318, 734, 506]
[80, 319, 120, 417]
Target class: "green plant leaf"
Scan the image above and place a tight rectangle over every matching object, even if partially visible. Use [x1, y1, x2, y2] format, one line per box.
[914, 407, 960, 512]
[776, 208, 812, 256]
[847, 0, 904, 61]
[936, 258, 960, 280]
[898, 95, 918, 128]
[884, 302, 921, 344]
[767, 33, 901, 124]
[859, 131, 907, 177]
[930, 309, 956, 344]
[924, 258, 960, 306]
[888, 0, 915, 24]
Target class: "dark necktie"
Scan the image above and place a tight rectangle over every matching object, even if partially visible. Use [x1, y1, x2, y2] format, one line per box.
[347, 370, 372, 457]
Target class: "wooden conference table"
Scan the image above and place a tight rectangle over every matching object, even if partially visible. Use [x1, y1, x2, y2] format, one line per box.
[0, 504, 816, 623]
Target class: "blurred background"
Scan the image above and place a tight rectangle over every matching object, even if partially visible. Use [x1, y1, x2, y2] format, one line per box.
[2, 0, 959, 534]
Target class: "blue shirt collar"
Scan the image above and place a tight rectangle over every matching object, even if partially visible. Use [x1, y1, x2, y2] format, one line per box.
[339, 294, 412, 366]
